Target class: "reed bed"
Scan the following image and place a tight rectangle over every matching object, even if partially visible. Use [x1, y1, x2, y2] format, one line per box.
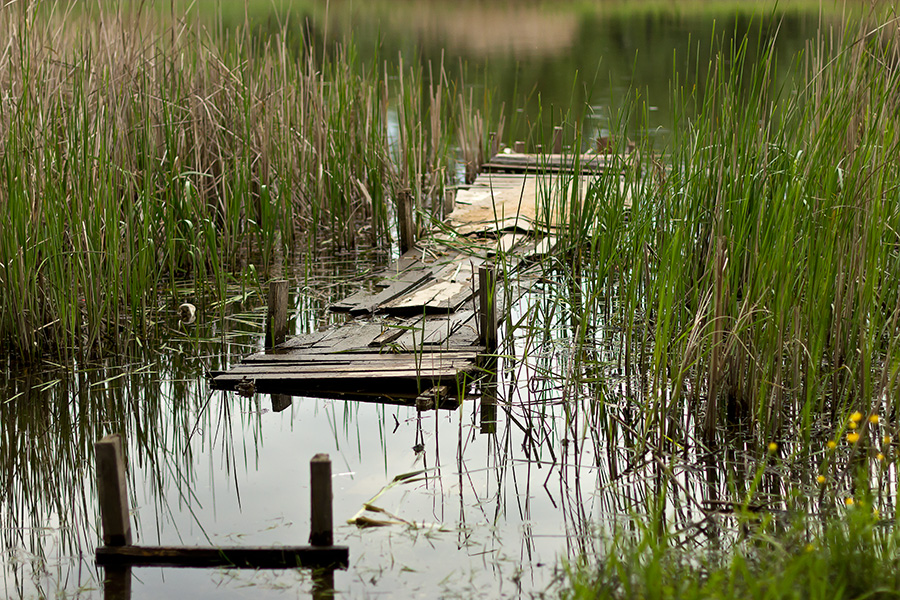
[0, 3, 492, 361]
[519, 13, 900, 597]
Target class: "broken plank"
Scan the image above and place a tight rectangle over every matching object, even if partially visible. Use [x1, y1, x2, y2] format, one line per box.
[95, 545, 349, 569]
[392, 310, 477, 349]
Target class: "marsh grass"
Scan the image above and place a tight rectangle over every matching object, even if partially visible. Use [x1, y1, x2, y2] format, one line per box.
[564, 503, 900, 600]
[489, 13, 900, 594]
[0, 3, 490, 361]
[530, 13, 900, 462]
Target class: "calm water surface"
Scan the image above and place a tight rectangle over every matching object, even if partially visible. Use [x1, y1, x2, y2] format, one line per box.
[1, 2, 832, 598]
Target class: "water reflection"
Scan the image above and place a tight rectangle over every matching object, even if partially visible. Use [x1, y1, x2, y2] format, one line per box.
[3, 248, 897, 597]
[242, 2, 825, 144]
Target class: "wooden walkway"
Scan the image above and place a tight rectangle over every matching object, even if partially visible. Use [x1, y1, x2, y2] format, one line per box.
[209, 152, 610, 408]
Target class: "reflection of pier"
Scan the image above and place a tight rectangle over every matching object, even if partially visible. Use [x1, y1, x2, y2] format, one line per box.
[210, 152, 610, 408]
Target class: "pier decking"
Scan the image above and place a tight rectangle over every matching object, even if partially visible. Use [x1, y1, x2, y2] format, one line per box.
[209, 152, 612, 407]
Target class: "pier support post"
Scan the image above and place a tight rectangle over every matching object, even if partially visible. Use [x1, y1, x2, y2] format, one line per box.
[398, 189, 415, 254]
[479, 264, 498, 352]
[552, 126, 563, 154]
[309, 454, 334, 547]
[95, 434, 132, 547]
[271, 394, 292, 413]
[266, 279, 289, 350]
[513, 141, 526, 153]
[443, 189, 456, 218]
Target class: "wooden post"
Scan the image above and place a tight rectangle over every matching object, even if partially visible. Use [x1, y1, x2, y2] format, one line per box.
[312, 567, 336, 600]
[271, 394, 291, 413]
[95, 435, 132, 547]
[479, 357, 498, 434]
[513, 141, 526, 153]
[103, 566, 132, 600]
[443, 188, 455, 217]
[489, 131, 499, 157]
[266, 279, 289, 350]
[478, 264, 497, 352]
[397, 188, 415, 254]
[552, 126, 563, 154]
[309, 454, 333, 547]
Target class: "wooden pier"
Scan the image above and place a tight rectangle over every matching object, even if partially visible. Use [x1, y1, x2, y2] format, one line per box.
[210, 151, 614, 407]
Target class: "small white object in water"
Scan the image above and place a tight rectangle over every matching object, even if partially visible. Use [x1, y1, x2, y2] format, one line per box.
[178, 302, 197, 325]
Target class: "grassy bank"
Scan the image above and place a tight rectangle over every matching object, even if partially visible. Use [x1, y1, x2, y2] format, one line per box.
[540, 11, 900, 598]
[0, 3, 492, 361]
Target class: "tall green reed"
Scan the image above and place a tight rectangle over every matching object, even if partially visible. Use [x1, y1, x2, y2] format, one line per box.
[0, 4, 461, 360]
[535, 13, 900, 479]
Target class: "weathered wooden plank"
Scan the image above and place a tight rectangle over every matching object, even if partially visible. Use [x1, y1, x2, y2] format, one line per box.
[483, 152, 612, 173]
[95, 545, 349, 569]
[241, 349, 479, 364]
[380, 258, 481, 315]
[330, 270, 433, 315]
[392, 310, 477, 349]
[218, 361, 475, 377]
[368, 317, 422, 347]
[275, 322, 387, 354]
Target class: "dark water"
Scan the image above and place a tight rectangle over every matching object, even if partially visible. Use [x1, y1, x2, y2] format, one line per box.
[0, 3, 831, 598]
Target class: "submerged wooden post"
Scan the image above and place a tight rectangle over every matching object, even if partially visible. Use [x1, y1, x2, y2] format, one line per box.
[478, 264, 497, 352]
[266, 279, 289, 350]
[552, 126, 563, 154]
[479, 357, 498, 435]
[398, 188, 415, 254]
[103, 566, 132, 600]
[309, 454, 334, 547]
[271, 394, 291, 413]
[95, 435, 132, 547]
[513, 140, 526, 153]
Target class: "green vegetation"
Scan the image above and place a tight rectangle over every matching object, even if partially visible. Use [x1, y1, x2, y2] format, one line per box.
[565, 506, 900, 599]
[0, 3, 490, 361]
[538, 12, 900, 599]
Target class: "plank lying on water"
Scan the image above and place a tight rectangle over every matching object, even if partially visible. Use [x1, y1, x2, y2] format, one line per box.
[96, 545, 349, 569]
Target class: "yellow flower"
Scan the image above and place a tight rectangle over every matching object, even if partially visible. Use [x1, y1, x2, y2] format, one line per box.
[850, 411, 863, 423]
[827, 440, 837, 449]
[768, 442, 778, 453]
[870, 414, 880, 424]
[817, 475, 826, 484]
[849, 421, 858, 430]
[884, 436, 893, 445]
[845, 497, 855, 506]
[847, 432, 860, 443]
[877, 453, 885, 461]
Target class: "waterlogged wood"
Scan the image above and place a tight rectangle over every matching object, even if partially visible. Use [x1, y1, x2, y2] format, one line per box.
[393, 310, 477, 349]
[381, 259, 482, 315]
[95, 435, 132, 547]
[95, 545, 349, 569]
[479, 265, 498, 352]
[266, 280, 289, 349]
[309, 454, 333, 547]
[483, 151, 612, 173]
[212, 156, 624, 405]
